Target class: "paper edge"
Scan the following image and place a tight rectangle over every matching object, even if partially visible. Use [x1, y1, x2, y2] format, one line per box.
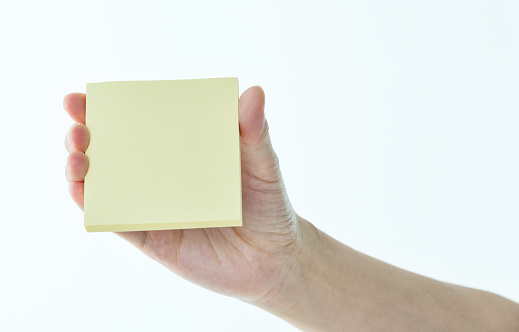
[85, 220, 242, 232]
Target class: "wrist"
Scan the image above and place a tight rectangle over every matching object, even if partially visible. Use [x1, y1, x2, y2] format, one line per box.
[249, 214, 332, 329]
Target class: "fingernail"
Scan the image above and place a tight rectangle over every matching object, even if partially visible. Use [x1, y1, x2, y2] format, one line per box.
[65, 164, 70, 182]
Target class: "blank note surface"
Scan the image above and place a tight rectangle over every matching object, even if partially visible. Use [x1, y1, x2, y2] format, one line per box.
[84, 78, 241, 232]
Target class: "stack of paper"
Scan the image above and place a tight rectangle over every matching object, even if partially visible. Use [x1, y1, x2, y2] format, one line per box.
[84, 77, 242, 232]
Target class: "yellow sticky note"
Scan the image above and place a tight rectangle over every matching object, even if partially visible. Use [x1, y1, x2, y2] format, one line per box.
[84, 78, 242, 232]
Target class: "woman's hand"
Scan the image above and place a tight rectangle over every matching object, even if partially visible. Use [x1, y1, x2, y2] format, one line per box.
[64, 86, 304, 303]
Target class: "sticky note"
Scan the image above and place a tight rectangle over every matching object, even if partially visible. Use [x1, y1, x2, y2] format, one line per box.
[84, 78, 242, 232]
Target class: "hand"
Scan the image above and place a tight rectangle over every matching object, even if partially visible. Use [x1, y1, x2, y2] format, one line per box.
[64, 86, 303, 303]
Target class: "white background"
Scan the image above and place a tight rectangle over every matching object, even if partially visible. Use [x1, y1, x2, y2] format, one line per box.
[1, 0, 518, 331]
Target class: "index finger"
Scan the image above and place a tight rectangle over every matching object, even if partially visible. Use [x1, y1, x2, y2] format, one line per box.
[63, 93, 86, 124]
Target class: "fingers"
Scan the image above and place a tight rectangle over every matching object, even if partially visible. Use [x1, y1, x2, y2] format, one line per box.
[68, 181, 84, 210]
[64, 92, 88, 210]
[63, 93, 86, 124]
[66, 151, 89, 182]
[238, 86, 266, 145]
[65, 123, 90, 153]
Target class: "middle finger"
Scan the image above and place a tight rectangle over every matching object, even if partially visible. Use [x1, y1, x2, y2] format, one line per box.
[65, 123, 90, 153]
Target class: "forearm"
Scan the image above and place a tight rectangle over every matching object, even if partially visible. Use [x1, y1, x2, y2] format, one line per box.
[254, 216, 519, 331]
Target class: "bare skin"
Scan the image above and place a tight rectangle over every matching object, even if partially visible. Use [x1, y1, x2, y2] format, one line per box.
[64, 87, 519, 331]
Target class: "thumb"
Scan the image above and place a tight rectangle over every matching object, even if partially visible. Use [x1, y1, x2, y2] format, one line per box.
[238, 86, 281, 184]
